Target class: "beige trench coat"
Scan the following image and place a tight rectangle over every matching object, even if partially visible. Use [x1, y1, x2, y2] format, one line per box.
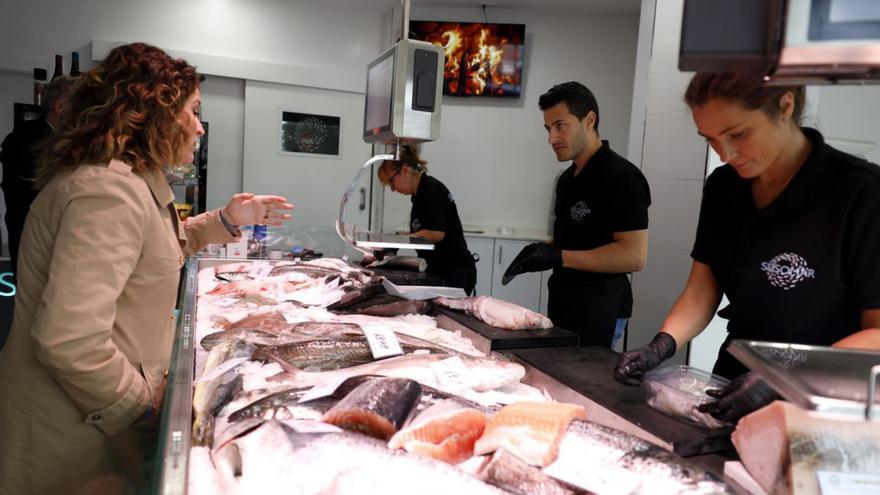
[0, 160, 235, 494]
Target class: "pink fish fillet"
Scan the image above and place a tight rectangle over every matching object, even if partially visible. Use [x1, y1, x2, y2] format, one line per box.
[388, 399, 487, 464]
[434, 296, 553, 330]
[733, 400, 880, 495]
[473, 401, 586, 467]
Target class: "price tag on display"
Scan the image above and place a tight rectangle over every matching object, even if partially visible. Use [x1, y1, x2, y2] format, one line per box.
[817, 471, 880, 495]
[544, 457, 643, 495]
[195, 357, 249, 383]
[430, 356, 470, 390]
[299, 376, 348, 403]
[362, 325, 403, 360]
[248, 261, 273, 279]
[213, 297, 239, 307]
[281, 312, 307, 324]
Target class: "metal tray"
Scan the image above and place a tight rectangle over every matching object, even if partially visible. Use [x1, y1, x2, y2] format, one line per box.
[728, 340, 880, 420]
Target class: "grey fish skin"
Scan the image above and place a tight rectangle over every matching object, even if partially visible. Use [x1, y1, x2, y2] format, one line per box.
[252, 336, 448, 372]
[226, 375, 380, 423]
[479, 448, 582, 495]
[200, 328, 295, 350]
[322, 377, 423, 440]
[325, 281, 386, 310]
[192, 340, 255, 447]
[357, 299, 431, 317]
[563, 421, 734, 495]
[268, 264, 344, 278]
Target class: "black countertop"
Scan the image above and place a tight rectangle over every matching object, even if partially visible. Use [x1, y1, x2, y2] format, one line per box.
[512, 346, 734, 457]
[434, 307, 579, 352]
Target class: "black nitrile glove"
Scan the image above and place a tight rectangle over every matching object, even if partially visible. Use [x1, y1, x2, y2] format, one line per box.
[696, 371, 779, 423]
[501, 242, 562, 285]
[613, 332, 677, 386]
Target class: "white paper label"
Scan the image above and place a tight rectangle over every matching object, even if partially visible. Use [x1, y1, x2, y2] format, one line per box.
[299, 376, 348, 403]
[544, 457, 643, 495]
[213, 297, 239, 307]
[281, 312, 307, 324]
[430, 356, 470, 390]
[362, 325, 403, 359]
[196, 357, 249, 383]
[248, 261, 273, 279]
[818, 471, 880, 495]
[285, 420, 342, 434]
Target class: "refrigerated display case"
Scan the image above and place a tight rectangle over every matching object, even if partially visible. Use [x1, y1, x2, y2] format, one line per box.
[151, 257, 740, 494]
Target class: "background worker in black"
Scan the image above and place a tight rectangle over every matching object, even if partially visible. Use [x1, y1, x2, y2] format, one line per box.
[614, 72, 880, 424]
[0, 75, 77, 273]
[503, 81, 651, 347]
[376, 145, 477, 295]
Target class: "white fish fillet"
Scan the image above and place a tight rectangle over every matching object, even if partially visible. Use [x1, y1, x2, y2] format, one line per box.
[733, 400, 880, 495]
[473, 401, 587, 467]
[434, 296, 553, 330]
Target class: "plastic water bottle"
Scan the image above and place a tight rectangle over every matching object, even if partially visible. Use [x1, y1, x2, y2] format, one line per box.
[253, 224, 268, 259]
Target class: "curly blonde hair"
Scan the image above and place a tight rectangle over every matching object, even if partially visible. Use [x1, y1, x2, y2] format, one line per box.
[37, 43, 200, 187]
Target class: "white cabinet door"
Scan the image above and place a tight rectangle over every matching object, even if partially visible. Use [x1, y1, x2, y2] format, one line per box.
[490, 239, 542, 312]
[466, 236, 495, 296]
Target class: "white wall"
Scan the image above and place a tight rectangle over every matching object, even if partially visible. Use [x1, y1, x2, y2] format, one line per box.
[0, 1, 638, 254]
[381, 7, 640, 234]
[627, 0, 707, 367]
[0, 0, 387, 249]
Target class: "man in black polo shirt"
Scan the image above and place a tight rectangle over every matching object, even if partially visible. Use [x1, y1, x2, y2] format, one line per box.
[503, 81, 651, 347]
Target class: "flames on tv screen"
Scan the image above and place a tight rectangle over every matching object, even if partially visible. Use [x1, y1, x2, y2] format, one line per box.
[410, 21, 524, 97]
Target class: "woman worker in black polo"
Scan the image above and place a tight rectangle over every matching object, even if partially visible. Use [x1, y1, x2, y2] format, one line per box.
[614, 72, 880, 423]
[377, 144, 477, 295]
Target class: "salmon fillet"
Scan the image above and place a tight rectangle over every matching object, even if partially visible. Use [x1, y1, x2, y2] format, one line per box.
[388, 399, 487, 464]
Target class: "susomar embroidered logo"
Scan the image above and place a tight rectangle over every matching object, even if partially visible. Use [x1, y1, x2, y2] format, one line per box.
[410, 218, 422, 232]
[760, 253, 815, 290]
[570, 201, 591, 222]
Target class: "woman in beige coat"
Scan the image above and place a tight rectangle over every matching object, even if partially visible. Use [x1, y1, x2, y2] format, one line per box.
[0, 43, 291, 494]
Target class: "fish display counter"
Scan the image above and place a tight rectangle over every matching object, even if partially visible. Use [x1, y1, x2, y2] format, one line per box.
[151, 258, 739, 495]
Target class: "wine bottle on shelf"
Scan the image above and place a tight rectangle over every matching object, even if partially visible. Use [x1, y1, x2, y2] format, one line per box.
[51, 54, 63, 81]
[69, 52, 80, 76]
[33, 68, 47, 105]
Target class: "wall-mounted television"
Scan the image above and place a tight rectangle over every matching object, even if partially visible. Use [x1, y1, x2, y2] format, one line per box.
[409, 21, 525, 98]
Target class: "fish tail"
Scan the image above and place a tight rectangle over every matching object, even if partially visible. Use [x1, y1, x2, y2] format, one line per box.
[192, 415, 216, 447]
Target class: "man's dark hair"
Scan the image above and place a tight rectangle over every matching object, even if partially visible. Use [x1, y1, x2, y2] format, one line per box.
[538, 81, 600, 132]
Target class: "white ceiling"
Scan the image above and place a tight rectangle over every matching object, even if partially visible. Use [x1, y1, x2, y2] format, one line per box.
[301, 0, 641, 14]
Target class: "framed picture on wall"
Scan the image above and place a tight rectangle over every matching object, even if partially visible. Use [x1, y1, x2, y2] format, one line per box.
[279, 110, 341, 157]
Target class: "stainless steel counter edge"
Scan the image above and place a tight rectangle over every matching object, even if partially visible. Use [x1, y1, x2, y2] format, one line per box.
[154, 260, 198, 495]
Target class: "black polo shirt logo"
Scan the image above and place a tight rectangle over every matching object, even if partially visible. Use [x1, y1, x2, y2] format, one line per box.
[570, 201, 592, 222]
[760, 253, 816, 290]
[411, 218, 422, 231]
